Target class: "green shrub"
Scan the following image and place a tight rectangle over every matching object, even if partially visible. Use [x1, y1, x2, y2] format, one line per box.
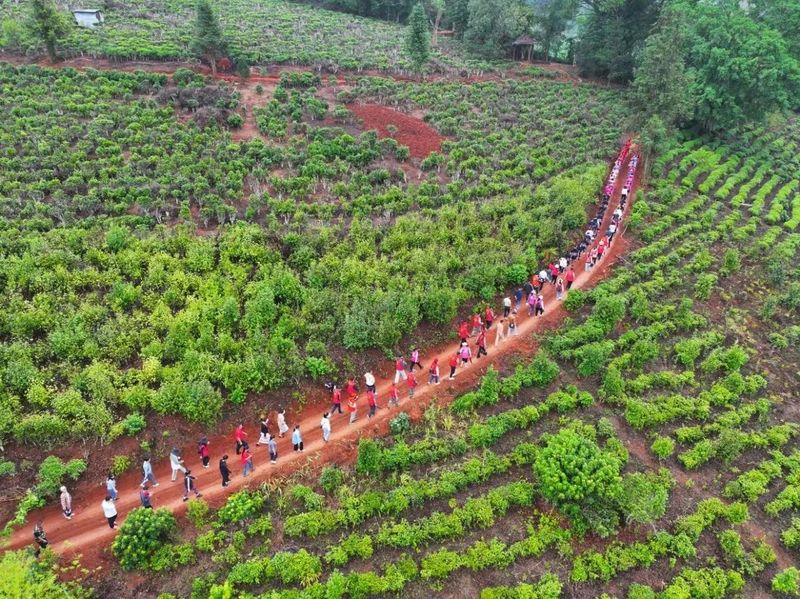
[319, 466, 345, 495]
[112, 508, 177, 571]
[111, 455, 132, 477]
[35, 456, 87, 498]
[186, 498, 210, 528]
[773, 567, 800, 596]
[651, 436, 675, 459]
[120, 413, 146, 435]
[355, 438, 383, 476]
[389, 412, 411, 436]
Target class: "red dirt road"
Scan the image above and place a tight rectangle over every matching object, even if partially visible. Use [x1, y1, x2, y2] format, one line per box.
[3, 149, 638, 570]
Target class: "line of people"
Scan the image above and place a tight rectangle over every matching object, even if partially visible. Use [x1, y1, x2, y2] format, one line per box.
[31, 143, 637, 555]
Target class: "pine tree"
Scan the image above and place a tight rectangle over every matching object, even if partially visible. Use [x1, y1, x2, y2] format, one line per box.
[405, 2, 430, 75]
[191, 0, 227, 75]
[27, 0, 69, 63]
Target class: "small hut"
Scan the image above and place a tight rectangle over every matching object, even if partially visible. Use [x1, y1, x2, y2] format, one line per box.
[72, 9, 104, 28]
[512, 34, 536, 62]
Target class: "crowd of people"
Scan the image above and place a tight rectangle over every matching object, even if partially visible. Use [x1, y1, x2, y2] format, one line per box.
[31, 144, 637, 554]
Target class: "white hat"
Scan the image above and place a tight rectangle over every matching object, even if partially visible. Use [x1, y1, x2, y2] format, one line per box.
[60, 486, 67, 492]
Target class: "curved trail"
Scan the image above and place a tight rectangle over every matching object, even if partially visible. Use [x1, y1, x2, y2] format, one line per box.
[0, 56, 640, 563]
[4, 155, 637, 567]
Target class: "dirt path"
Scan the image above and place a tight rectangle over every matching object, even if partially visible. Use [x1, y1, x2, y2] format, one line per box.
[2, 149, 640, 567]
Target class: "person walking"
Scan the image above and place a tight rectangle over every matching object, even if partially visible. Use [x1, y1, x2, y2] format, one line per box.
[508, 311, 518, 336]
[277, 409, 289, 438]
[320, 412, 332, 443]
[448, 352, 458, 379]
[140, 485, 153, 509]
[607, 222, 617, 244]
[485, 306, 494, 330]
[219, 455, 231, 487]
[182, 470, 202, 501]
[241, 446, 254, 477]
[105, 473, 118, 501]
[555, 278, 565, 301]
[367, 389, 378, 418]
[170, 448, 187, 482]
[536, 294, 545, 316]
[235, 423, 247, 455]
[476, 329, 488, 358]
[407, 371, 418, 399]
[527, 291, 538, 316]
[597, 238, 607, 261]
[364, 371, 376, 393]
[532, 273, 541, 294]
[394, 356, 408, 384]
[502, 296, 512, 318]
[292, 426, 304, 452]
[514, 287, 523, 311]
[268, 437, 278, 464]
[494, 319, 506, 347]
[559, 256, 568, 273]
[428, 358, 440, 385]
[198, 437, 210, 468]
[585, 250, 593, 272]
[458, 321, 469, 343]
[389, 383, 400, 407]
[60, 486, 73, 520]
[409, 348, 423, 372]
[101, 496, 117, 529]
[141, 456, 158, 488]
[566, 266, 576, 290]
[459, 341, 472, 366]
[470, 313, 483, 336]
[347, 394, 358, 424]
[257, 415, 270, 446]
[345, 376, 359, 401]
[33, 521, 48, 556]
[331, 385, 343, 415]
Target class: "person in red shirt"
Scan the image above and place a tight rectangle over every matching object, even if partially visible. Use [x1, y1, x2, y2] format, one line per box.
[566, 267, 576, 290]
[549, 263, 559, 283]
[485, 306, 495, 330]
[458, 321, 469, 342]
[367, 389, 378, 418]
[198, 438, 210, 468]
[389, 383, 399, 407]
[394, 355, 408, 384]
[331, 384, 343, 415]
[347, 394, 358, 424]
[597, 238, 607, 260]
[346, 376, 359, 399]
[407, 371, 418, 399]
[448, 353, 458, 380]
[234, 423, 247, 455]
[476, 329, 488, 358]
[532, 274, 541, 293]
[471, 313, 482, 336]
[241, 446, 254, 477]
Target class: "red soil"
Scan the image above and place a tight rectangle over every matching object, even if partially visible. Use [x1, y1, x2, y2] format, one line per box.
[4, 147, 641, 574]
[348, 104, 443, 159]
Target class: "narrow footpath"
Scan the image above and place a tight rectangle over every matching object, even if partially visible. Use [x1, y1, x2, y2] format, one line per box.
[5, 150, 640, 570]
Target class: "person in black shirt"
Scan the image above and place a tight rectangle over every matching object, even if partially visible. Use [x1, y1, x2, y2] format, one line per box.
[219, 455, 231, 487]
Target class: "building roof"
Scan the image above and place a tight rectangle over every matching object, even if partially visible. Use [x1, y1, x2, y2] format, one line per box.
[72, 9, 102, 14]
[512, 34, 536, 46]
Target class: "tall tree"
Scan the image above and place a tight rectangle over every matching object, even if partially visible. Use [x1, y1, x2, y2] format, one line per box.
[446, 0, 470, 38]
[405, 2, 431, 74]
[750, 0, 800, 62]
[191, 0, 227, 76]
[629, 1, 694, 133]
[684, 1, 800, 131]
[529, 0, 578, 61]
[27, 0, 69, 63]
[575, 0, 660, 83]
[429, 0, 445, 46]
[464, 0, 530, 59]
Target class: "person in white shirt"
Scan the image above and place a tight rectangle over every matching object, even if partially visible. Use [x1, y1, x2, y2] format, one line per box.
[364, 371, 376, 392]
[277, 409, 289, 438]
[320, 413, 332, 442]
[101, 496, 118, 529]
[170, 448, 186, 482]
[60, 486, 73, 519]
[502, 296, 512, 317]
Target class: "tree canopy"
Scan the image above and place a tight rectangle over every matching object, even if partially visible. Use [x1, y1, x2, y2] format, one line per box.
[26, 0, 69, 62]
[405, 2, 431, 73]
[464, 0, 529, 59]
[191, 0, 227, 75]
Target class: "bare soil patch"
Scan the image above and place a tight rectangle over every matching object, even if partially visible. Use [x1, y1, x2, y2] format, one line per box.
[348, 103, 443, 159]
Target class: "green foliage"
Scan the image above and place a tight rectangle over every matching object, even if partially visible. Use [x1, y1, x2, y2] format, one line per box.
[35, 456, 86, 498]
[0, 550, 91, 598]
[774, 567, 800, 596]
[215, 490, 265, 526]
[112, 508, 177, 571]
[463, 0, 528, 59]
[621, 471, 670, 525]
[405, 3, 430, 73]
[111, 455, 132, 477]
[534, 426, 623, 536]
[319, 465, 345, 495]
[389, 412, 412, 436]
[191, 0, 227, 74]
[650, 436, 675, 460]
[26, 0, 68, 61]
[186, 498, 210, 528]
